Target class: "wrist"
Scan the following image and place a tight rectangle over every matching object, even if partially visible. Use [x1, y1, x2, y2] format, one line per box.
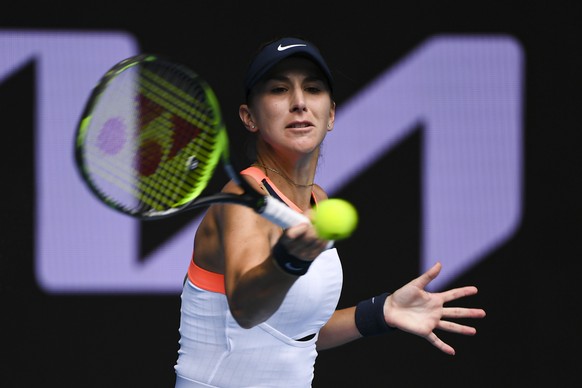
[272, 240, 312, 276]
[355, 292, 397, 337]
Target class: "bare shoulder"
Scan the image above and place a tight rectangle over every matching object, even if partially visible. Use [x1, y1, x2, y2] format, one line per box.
[195, 176, 274, 273]
[220, 175, 269, 196]
[217, 177, 276, 235]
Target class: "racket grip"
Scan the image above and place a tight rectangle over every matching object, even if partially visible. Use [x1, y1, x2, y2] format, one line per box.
[259, 196, 335, 249]
[260, 196, 310, 227]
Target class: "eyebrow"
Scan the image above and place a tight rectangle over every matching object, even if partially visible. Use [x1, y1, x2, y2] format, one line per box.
[264, 73, 326, 84]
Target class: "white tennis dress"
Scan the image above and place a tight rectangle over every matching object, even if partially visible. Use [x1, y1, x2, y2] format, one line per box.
[174, 167, 343, 387]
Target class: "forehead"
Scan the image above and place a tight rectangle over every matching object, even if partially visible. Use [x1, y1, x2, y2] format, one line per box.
[264, 56, 327, 81]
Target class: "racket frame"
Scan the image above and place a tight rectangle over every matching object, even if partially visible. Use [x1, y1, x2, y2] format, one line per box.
[74, 54, 311, 229]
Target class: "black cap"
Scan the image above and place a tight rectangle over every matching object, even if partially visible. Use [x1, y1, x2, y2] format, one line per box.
[244, 37, 333, 97]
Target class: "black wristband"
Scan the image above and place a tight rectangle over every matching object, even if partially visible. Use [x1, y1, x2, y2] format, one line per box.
[272, 241, 312, 276]
[355, 292, 397, 337]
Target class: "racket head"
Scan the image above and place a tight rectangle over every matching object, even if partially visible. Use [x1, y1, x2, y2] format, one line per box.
[75, 54, 227, 218]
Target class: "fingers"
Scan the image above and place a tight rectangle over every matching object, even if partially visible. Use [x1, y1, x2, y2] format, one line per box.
[441, 285, 480, 303]
[282, 222, 311, 239]
[428, 261, 442, 276]
[433, 306, 486, 342]
[281, 223, 329, 260]
[436, 320, 478, 336]
[409, 262, 442, 289]
[425, 332, 456, 356]
[414, 265, 482, 305]
[442, 306, 487, 320]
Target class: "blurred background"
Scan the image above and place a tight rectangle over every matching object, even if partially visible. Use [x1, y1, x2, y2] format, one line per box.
[1, 1, 580, 387]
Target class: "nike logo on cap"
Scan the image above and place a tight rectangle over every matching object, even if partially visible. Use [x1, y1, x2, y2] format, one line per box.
[277, 43, 307, 51]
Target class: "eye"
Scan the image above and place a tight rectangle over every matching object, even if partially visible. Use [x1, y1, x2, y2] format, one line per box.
[304, 79, 328, 94]
[305, 86, 323, 94]
[270, 86, 288, 94]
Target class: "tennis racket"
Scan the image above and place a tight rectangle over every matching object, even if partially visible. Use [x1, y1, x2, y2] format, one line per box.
[74, 53, 309, 228]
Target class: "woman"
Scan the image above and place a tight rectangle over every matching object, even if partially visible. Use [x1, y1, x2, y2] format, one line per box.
[174, 36, 486, 388]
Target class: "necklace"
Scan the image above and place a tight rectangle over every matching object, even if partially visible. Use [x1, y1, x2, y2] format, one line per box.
[253, 163, 314, 188]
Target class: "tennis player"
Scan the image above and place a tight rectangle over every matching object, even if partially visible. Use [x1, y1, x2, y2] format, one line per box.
[173, 36, 486, 388]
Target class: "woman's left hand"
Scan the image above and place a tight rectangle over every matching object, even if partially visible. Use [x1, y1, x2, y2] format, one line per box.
[384, 262, 486, 355]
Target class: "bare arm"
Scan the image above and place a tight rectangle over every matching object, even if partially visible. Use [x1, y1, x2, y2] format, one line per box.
[317, 262, 486, 355]
[316, 307, 361, 350]
[219, 180, 329, 328]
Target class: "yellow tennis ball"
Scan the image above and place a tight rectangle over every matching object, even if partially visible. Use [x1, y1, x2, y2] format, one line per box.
[312, 198, 358, 240]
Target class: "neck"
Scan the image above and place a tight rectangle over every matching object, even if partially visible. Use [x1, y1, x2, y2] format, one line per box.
[253, 162, 314, 188]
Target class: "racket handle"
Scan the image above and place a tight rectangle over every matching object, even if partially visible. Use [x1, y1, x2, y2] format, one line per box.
[260, 196, 310, 227]
[259, 196, 335, 249]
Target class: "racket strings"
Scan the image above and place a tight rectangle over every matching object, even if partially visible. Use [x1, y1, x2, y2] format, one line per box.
[143, 72, 219, 207]
[81, 58, 225, 215]
[134, 66, 219, 210]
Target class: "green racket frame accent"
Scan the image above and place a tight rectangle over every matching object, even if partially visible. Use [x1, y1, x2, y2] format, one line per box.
[75, 54, 228, 218]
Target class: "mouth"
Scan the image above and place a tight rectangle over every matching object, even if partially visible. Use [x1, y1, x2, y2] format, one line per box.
[287, 122, 313, 129]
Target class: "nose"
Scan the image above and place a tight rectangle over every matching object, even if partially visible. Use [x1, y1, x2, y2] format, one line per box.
[290, 88, 307, 112]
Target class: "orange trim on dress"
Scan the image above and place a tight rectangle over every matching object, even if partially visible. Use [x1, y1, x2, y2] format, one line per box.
[187, 253, 225, 294]
[187, 166, 319, 295]
[241, 166, 318, 210]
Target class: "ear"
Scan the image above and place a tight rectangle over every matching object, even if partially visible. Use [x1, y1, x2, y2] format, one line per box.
[327, 101, 336, 131]
[239, 104, 258, 133]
